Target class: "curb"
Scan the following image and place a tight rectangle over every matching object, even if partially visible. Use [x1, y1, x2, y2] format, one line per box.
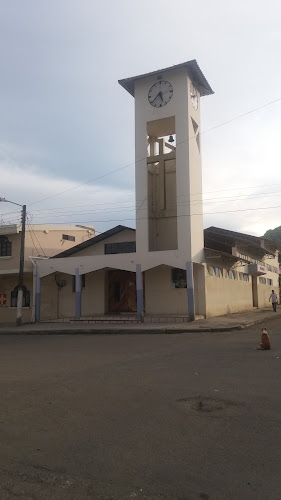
[0, 312, 280, 335]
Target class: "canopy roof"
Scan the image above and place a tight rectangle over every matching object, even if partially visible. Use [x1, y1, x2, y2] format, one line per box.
[118, 59, 214, 97]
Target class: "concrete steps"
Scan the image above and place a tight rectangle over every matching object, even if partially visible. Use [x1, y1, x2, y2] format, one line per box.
[41, 314, 204, 324]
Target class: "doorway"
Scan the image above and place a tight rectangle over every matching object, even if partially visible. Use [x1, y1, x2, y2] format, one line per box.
[108, 270, 137, 313]
[252, 276, 258, 307]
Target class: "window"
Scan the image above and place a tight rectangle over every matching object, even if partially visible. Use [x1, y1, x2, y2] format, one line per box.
[259, 277, 266, 285]
[267, 278, 273, 286]
[0, 236, 12, 257]
[72, 274, 86, 292]
[207, 266, 222, 278]
[172, 268, 187, 288]
[214, 267, 222, 277]
[207, 265, 214, 276]
[239, 272, 249, 282]
[11, 286, 30, 307]
[104, 241, 136, 254]
[62, 234, 75, 242]
[0, 293, 7, 306]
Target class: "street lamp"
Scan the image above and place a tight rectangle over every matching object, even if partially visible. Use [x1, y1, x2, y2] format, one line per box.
[0, 198, 27, 325]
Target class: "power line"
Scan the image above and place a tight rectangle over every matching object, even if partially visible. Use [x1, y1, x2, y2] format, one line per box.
[199, 96, 281, 136]
[11, 184, 281, 221]
[27, 221, 40, 256]
[3, 185, 281, 228]
[23, 189, 281, 221]
[3, 178, 281, 220]
[27, 217, 48, 257]
[26, 201, 281, 226]
[26, 95, 281, 207]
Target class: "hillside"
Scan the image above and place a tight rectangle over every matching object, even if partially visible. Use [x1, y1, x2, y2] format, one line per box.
[263, 226, 281, 245]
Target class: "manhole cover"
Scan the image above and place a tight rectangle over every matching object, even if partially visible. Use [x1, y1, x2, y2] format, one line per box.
[177, 397, 242, 417]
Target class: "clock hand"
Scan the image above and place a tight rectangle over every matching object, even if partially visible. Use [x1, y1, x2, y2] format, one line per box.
[151, 91, 162, 103]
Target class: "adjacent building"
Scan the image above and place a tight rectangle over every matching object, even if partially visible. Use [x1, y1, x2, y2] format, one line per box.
[33, 224, 280, 321]
[0, 224, 95, 322]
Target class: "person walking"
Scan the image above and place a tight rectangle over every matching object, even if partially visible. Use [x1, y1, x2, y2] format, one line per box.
[269, 289, 278, 312]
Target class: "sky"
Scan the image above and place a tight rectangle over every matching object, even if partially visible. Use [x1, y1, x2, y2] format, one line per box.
[1, 0, 281, 239]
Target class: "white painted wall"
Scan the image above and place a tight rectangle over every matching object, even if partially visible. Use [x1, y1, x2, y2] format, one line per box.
[134, 67, 205, 264]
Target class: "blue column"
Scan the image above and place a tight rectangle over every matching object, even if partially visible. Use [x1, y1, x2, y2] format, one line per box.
[75, 268, 81, 320]
[35, 273, 41, 322]
[186, 261, 195, 321]
[136, 264, 144, 320]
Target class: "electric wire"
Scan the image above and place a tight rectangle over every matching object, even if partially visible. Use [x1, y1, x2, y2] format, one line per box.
[27, 221, 40, 256]
[22, 188, 281, 222]
[1, 97, 281, 232]
[5, 184, 281, 224]
[27, 216, 48, 257]
[26, 201, 281, 226]
[3, 180, 281, 219]
[27, 95, 281, 207]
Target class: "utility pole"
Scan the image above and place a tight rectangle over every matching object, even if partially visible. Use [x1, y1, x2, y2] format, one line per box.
[17, 204, 26, 326]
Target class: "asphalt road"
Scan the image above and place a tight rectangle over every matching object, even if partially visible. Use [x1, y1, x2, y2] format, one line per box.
[0, 319, 280, 500]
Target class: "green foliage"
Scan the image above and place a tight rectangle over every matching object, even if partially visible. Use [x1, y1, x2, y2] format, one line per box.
[264, 226, 281, 245]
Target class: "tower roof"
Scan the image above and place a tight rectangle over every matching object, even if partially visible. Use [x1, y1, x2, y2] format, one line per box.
[118, 59, 214, 97]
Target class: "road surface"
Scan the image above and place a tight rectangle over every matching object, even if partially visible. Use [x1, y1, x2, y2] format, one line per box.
[0, 319, 280, 499]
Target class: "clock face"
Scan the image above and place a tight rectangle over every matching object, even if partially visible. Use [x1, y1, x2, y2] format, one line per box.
[190, 83, 199, 110]
[148, 80, 173, 108]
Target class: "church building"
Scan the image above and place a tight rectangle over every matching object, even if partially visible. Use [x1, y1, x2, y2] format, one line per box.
[33, 60, 280, 322]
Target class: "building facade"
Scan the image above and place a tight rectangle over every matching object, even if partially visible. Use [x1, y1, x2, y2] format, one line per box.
[0, 224, 95, 323]
[33, 224, 280, 322]
[17, 59, 281, 323]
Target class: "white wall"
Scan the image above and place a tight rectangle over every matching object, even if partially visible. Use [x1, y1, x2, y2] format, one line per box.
[134, 67, 205, 263]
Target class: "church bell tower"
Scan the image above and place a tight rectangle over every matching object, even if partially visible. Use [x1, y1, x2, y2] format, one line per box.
[119, 60, 213, 261]
[119, 60, 213, 319]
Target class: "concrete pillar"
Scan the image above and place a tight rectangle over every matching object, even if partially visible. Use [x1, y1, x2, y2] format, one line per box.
[16, 288, 23, 325]
[35, 274, 41, 322]
[136, 264, 144, 320]
[186, 261, 195, 321]
[75, 268, 82, 320]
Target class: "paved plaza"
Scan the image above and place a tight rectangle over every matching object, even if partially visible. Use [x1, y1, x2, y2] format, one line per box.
[0, 318, 280, 499]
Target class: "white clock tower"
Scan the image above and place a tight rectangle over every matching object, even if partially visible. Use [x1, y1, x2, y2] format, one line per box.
[119, 60, 213, 319]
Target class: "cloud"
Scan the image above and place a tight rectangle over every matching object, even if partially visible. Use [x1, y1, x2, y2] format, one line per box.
[0, 161, 136, 233]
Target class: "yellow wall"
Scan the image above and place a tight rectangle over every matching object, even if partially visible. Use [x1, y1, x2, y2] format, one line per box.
[145, 265, 188, 315]
[41, 273, 75, 320]
[205, 273, 253, 317]
[257, 284, 274, 308]
[81, 270, 105, 316]
[0, 233, 20, 273]
[0, 226, 94, 274]
[40, 270, 106, 320]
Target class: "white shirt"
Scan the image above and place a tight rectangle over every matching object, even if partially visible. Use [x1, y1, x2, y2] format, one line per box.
[269, 292, 278, 303]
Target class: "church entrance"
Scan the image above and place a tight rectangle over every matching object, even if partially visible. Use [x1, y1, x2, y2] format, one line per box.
[108, 270, 137, 313]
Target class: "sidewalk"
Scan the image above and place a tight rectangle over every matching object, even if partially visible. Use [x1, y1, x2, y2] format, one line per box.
[0, 307, 280, 334]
